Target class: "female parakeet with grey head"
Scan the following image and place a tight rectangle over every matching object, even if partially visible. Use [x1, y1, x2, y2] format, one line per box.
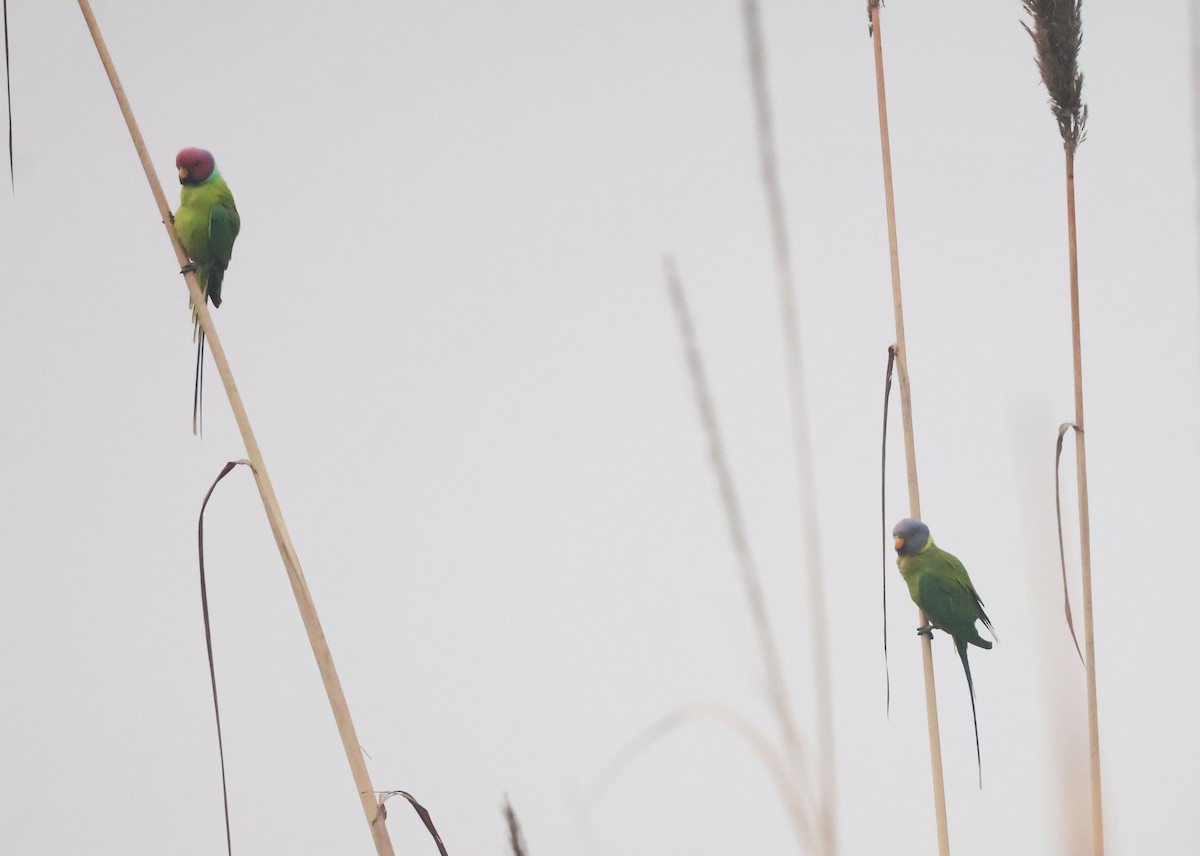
[174, 147, 240, 434]
[893, 517, 996, 785]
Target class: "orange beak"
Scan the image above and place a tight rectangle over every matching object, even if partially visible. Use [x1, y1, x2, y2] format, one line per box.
[178, 167, 189, 181]
[894, 537, 905, 551]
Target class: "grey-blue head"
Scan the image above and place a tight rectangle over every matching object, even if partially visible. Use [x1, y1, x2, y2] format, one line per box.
[893, 518, 931, 556]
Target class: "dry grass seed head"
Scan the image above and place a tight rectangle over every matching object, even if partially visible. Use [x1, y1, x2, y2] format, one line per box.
[1021, 0, 1088, 152]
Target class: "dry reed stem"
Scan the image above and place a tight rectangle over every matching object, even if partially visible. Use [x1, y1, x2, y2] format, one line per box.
[75, 3, 394, 853]
[738, 5, 837, 852]
[1022, 2, 1103, 849]
[589, 701, 813, 848]
[1065, 146, 1104, 855]
[664, 258, 814, 849]
[867, 4, 950, 854]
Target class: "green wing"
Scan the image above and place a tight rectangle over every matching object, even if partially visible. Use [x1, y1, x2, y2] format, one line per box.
[913, 548, 996, 643]
[202, 185, 239, 307]
[938, 550, 995, 637]
[916, 568, 982, 632]
[207, 195, 239, 266]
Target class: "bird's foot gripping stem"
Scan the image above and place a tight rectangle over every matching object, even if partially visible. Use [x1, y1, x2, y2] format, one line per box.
[916, 623, 934, 638]
[180, 262, 196, 274]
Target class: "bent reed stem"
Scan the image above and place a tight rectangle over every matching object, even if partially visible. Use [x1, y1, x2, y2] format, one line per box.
[75, 3, 394, 853]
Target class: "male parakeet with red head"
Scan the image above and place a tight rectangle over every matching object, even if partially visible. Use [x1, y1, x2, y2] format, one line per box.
[174, 147, 240, 434]
[893, 517, 996, 785]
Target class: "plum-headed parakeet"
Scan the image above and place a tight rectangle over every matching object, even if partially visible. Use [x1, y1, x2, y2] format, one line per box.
[174, 147, 240, 434]
[893, 517, 996, 785]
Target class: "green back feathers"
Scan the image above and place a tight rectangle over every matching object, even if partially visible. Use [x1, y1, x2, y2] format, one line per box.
[898, 541, 993, 647]
[175, 170, 241, 306]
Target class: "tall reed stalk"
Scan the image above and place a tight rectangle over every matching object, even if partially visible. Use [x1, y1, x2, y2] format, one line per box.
[866, 3, 950, 853]
[739, 4, 837, 852]
[75, 3, 395, 853]
[1021, 2, 1103, 853]
[665, 259, 814, 849]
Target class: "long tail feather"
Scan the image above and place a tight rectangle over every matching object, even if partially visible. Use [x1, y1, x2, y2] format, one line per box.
[193, 328, 205, 437]
[190, 272, 207, 436]
[955, 637, 983, 788]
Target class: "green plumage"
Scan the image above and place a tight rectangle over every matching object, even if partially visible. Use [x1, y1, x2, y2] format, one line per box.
[174, 148, 240, 435]
[898, 543, 994, 650]
[894, 519, 995, 786]
[175, 169, 240, 309]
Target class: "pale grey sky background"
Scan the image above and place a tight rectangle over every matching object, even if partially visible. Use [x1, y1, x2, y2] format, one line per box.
[2, 1, 1198, 854]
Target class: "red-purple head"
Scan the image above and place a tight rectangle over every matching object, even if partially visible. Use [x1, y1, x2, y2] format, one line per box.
[176, 147, 216, 185]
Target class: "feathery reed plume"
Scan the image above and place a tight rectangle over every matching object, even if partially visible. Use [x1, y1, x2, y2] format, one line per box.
[738, 5, 837, 852]
[504, 797, 528, 856]
[1022, 2, 1104, 853]
[664, 258, 814, 849]
[866, 3, 950, 853]
[1021, 0, 1087, 154]
[589, 701, 812, 848]
[75, 3, 395, 853]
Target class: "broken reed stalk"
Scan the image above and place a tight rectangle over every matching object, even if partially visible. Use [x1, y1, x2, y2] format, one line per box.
[1021, 2, 1103, 852]
[739, 4, 837, 852]
[664, 258, 814, 849]
[867, 4, 950, 854]
[74, 3, 395, 853]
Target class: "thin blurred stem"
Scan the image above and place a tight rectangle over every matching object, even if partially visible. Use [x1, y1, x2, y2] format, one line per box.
[739, 4, 837, 852]
[590, 702, 813, 849]
[665, 258, 814, 851]
[868, 5, 950, 854]
[1193, 0, 1200, 335]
